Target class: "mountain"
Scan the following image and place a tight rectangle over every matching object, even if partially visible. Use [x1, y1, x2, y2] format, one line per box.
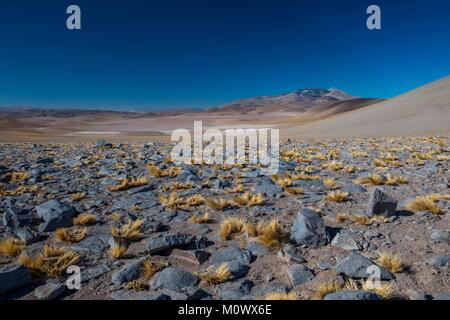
[283, 76, 450, 138]
[208, 87, 358, 113]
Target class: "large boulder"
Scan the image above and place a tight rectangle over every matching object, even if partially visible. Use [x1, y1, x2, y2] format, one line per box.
[335, 252, 394, 280]
[252, 178, 283, 197]
[0, 265, 32, 293]
[146, 233, 195, 254]
[36, 200, 76, 232]
[150, 267, 199, 291]
[290, 208, 327, 247]
[365, 188, 397, 217]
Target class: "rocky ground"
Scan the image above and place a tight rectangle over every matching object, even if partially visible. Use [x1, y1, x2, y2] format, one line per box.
[0, 137, 449, 300]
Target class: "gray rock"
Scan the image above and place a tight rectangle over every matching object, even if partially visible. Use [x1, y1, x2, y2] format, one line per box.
[343, 183, 367, 194]
[177, 169, 200, 183]
[365, 188, 397, 217]
[110, 290, 169, 300]
[210, 247, 252, 265]
[36, 200, 76, 232]
[3, 206, 33, 230]
[335, 252, 394, 280]
[277, 244, 306, 263]
[72, 235, 109, 253]
[324, 290, 382, 300]
[247, 240, 270, 256]
[434, 292, 450, 300]
[250, 282, 288, 299]
[33, 282, 66, 300]
[253, 178, 283, 197]
[0, 265, 32, 293]
[285, 264, 315, 286]
[146, 233, 196, 254]
[426, 255, 450, 268]
[431, 230, 450, 242]
[111, 258, 145, 286]
[211, 261, 250, 280]
[217, 279, 254, 300]
[150, 267, 199, 290]
[13, 228, 40, 244]
[290, 208, 326, 247]
[331, 231, 360, 251]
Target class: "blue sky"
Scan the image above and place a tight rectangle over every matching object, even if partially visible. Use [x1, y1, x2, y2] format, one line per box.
[0, 0, 449, 110]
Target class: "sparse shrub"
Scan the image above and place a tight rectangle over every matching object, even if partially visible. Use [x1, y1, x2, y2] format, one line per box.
[111, 219, 144, 241]
[109, 244, 127, 259]
[199, 263, 231, 284]
[0, 238, 25, 257]
[19, 244, 80, 277]
[54, 227, 87, 243]
[108, 177, 148, 192]
[73, 213, 97, 226]
[219, 217, 245, 241]
[265, 291, 299, 300]
[406, 196, 443, 215]
[189, 212, 211, 224]
[376, 252, 404, 273]
[325, 191, 349, 202]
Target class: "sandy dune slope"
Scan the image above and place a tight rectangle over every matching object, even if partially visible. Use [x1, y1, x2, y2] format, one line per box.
[283, 76, 450, 138]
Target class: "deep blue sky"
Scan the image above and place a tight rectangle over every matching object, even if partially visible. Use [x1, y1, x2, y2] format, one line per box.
[0, 0, 449, 110]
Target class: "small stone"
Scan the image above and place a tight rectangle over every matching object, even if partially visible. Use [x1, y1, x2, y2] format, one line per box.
[170, 249, 209, 265]
[210, 247, 252, 265]
[33, 282, 66, 300]
[111, 258, 145, 286]
[285, 264, 315, 286]
[331, 231, 360, 251]
[365, 188, 397, 217]
[426, 255, 450, 268]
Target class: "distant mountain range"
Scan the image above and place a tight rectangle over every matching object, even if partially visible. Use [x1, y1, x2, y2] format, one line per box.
[207, 87, 362, 114]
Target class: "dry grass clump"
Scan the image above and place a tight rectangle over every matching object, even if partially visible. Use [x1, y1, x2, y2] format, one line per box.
[111, 219, 144, 241]
[233, 192, 264, 207]
[324, 161, 344, 171]
[344, 165, 355, 173]
[73, 213, 97, 226]
[314, 278, 393, 300]
[199, 263, 231, 284]
[206, 197, 232, 210]
[54, 227, 87, 243]
[325, 191, 349, 202]
[254, 219, 284, 249]
[362, 279, 394, 300]
[355, 173, 384, 186]
[285, 187, 304, 195]
[323, 177, 339, 189]
[265, 291, 299, 300]
[71, 192, 86, 201]
[7, 171, 29, 182]
[385, 174, 408, 186]
[185, 194, 206, 207]
[109, 244, 127, 259]
[141, 260, 165, 279]
[219, 217, 245, 241]
[226, 183, 245, 194]
[123, 280, 147, 291]
[335, 213, 349, 223]
[19, 244, 80, 277]
[162, 181, 193, 192]
[376, 252, 404, 273]
[108, 177, 148, 192]
[272, 174, 293, 188]
[146, 164, 180, 178]
[189, 212, 211, 224]
[159, 192, 185, 209]
[373, 159, 388, 168]
[291, 173, 321, 181]
[406, 196, 444, 215]
[314, 281, 341, 300]
[0, 238, 26, 257]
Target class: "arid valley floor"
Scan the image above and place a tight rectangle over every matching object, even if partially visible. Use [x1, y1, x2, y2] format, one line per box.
[0, 136, 449, 300]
